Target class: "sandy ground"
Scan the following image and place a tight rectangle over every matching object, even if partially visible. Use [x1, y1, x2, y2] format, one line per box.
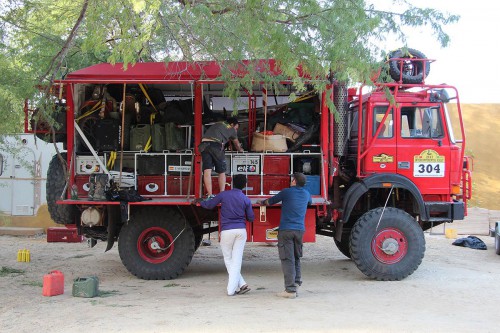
[1, 212, 499, 333]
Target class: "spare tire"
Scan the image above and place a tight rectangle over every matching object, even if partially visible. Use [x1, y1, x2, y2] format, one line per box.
[389, 48, 430, 84]
[47, 153, 76, 224]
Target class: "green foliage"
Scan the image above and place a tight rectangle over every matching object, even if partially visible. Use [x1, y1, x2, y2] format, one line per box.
[0, 266, 25, 277]
[0, 0, 459, 126]
[22, 280, 44, 287]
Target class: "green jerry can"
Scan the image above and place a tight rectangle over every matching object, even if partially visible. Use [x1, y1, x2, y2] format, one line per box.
[72, 276, 99, 298]
[165, 122, 186, 151]
[130, 124, 151, 151]
[152, 123, 166, 152]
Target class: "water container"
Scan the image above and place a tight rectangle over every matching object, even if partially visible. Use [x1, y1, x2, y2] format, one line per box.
[130, 124, 151, 151]
[165, 122, 186, 150]
[72, 276, 99, 298]
[152, 123, 166, 152]
[42, 270, 64, 296]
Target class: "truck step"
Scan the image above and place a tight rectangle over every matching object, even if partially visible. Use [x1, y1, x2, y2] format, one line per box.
[427, 217, 452, 223]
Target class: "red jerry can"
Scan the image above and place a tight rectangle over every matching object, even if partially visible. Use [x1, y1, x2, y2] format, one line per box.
[42, 270, 65, 296]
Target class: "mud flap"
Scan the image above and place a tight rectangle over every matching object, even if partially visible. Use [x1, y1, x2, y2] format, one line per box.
[105, 204, 124, 252]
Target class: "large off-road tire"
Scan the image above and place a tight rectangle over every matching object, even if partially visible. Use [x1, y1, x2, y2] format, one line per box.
[334, 231, 352, 259]
[350, 207, 425, 281]
[46, 153, 76, 224]
[495, 223, 500, 255]
[118, 207, 195, 280]
[389, 48, 431, 84]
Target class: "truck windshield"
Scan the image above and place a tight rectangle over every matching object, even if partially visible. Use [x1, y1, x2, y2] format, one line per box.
[400, 106, 444, 139]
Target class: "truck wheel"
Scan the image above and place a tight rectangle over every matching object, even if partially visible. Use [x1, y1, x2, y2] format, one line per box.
[350, 207, 425, 281]
[388, 48, 430, 84]
[194, 234, 203, 251]
[334, 233, 351, 258]
[495, 224, 500, 255]
[118, 207, 195, 280]
[46, 153, 76, 224]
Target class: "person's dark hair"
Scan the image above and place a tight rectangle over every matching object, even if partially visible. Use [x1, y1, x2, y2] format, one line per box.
[233, 174, 247, 190]
[293, 172, 306, 187]
[226, 117, 239, 126]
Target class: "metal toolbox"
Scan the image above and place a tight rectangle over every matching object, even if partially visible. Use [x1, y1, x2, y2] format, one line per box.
[76, 155, 105, 174]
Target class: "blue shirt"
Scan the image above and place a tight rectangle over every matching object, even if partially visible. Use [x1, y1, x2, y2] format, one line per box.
[267, 186, 312, 231]
[200, 189, 254, 231]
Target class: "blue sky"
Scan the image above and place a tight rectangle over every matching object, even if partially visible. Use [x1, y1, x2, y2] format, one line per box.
[378, 1, 499, 103]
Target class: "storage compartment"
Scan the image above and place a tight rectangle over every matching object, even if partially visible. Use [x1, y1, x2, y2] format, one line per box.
[166, 154, 193, 175]
[263, 155, 290, 175]
[293, 156, 320, 175]
[137, 175, 165, 196]
[166, 175, 195, 196]
[107, 153, 135, 172]
[252, 208, 316, 242]
[242, 175, 261, 195]
[47, 226, 83, 243]
[94, 118, 121, 151]
[231, 155, 260, 175]
[136, 155, 165, 175]
[304, 175, 320, 195]
[210, 176, 232, 194]
[74, 175, 91, 197]
[263, 176, 290, 195]
[130, 124, 151, 151]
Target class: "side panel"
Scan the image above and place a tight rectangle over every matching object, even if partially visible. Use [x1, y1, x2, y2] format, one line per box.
[251, 207, 316, 242]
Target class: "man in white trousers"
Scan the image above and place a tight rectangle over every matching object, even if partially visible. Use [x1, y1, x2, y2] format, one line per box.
[196, 174, 254, 296]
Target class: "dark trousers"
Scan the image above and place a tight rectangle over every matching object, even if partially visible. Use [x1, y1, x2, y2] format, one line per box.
[277, 230, 304, 292]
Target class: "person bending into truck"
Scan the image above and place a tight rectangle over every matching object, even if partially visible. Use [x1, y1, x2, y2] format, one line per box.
[198, 117, 244, 200]
[258, 172, 312, 299]
[195, 174, 254, 296]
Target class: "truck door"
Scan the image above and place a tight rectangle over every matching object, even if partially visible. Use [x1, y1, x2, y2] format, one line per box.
[363, 104, 397, 174]
[396, 104, 450, 195]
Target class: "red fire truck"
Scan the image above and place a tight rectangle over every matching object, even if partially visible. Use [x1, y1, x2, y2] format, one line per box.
[28, 48, 472, 280]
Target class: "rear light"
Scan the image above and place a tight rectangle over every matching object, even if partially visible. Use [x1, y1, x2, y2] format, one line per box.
[451, 184, 461, 195]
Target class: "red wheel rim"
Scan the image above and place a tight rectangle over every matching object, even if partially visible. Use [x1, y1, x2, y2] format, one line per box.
[371, 228, 407, 264]
[137, 227, 174, 264]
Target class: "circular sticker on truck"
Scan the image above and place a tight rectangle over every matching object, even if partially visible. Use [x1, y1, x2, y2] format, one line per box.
[413, 149, 445, 177]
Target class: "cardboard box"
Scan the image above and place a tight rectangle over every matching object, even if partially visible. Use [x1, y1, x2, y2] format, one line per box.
[250, 132, 287, 152]
[273, 123, 302, 142]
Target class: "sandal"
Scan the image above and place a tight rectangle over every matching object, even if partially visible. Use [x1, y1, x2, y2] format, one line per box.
[236, 284, 251, 295]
